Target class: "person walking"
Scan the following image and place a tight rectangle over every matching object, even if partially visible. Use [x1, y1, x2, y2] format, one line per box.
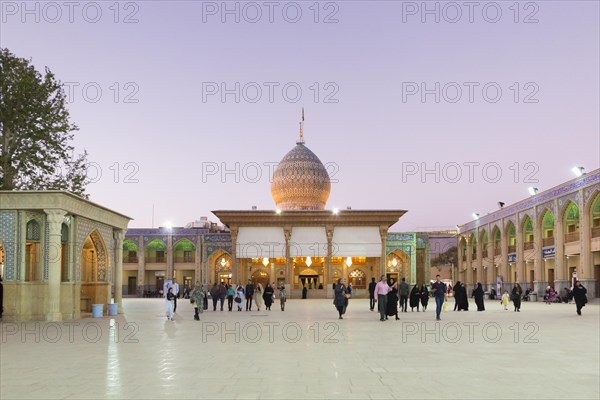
[420, 284, 429, 312]
[165, 287, 176, 321]
[368, 277, 377, 311]
[209, 283, 219, 311]
[374, 275, 391, 321]
[386, 278, 400, 320]
[245, 279, 255, 311]
[235, 283, 245, 311]
[218, 282, 227, 311]
[399, 278, 409, 312]
[171, 278, 180, 314]
[431, 275, 447, 321]
[279, 284, 287, 311]
[453, 281, 462, 311]
[511, 283, 523, 312]
[263, 283, 274, 310]
[333, 278, 348, 319]
[191, 282, 205, 321]
[226, 284, 235, 311]
[473, 282, 485, 311]
[409, 284, 421, 312]
[254, 283, 264, 311]
[572, 280, 588, 316]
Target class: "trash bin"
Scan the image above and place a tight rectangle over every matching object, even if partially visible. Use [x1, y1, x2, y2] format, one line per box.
[530, 292, 537, 302]
[107, 303, 118, 316]
[92, 304, 103, 318]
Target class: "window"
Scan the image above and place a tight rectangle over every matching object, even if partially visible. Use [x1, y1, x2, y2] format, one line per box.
[25, 220, 41, 281]
[184, 251, 193, 262]
[61, 224, 69, 282]
[156, 250, 165, 263]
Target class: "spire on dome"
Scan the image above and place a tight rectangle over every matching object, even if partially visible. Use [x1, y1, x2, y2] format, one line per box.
[297, 107, 305, 144]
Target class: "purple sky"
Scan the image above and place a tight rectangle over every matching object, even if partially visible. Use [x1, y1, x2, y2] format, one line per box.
[2, 1, 599, 231]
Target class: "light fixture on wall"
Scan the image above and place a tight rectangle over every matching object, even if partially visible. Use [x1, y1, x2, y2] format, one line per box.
[276, 208, 282, 214]
[392, 258, 398, 267]
[262, 257, 269, 267]
[571, 166, 585, 177]
[345, 257, 352, 267]
[472, 213, 480, 220]
[305, 256, 312, 267]
[497, 202, 505, 209]
[528, 187, 538, 196]
[221, 257, 226, 267]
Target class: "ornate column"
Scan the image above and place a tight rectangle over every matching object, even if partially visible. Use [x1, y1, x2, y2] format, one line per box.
[284, 228, 292, 294]
[230, 227, 238, 284]
[533, 205, 545, 294]
[379, 226, 388, 278]
[167, 234, 173, 279]
[195, 236, 201, 284]
[44, 209, 66, 321]
[486, 230, 494, 288]
[500, 222, 509, 290]
[516, 215, 526, 289]
[326, 225, 333, 299]
[137, 235, 144, 296]
[554, 198, 565, 284]
[465, 235, 473, 287]
[114, 230, 124, 313]
[580, 189, 593, 295]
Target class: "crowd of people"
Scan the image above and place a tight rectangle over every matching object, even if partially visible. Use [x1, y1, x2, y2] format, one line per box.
[163, 279, 289, 321]
[162, 276, 591, 321]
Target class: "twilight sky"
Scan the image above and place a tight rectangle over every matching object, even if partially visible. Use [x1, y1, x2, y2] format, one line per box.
[2, 0, 599, 231]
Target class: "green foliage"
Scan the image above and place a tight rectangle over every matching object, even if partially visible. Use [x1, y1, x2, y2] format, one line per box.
[0, 48, 89, 197]
[431, 246, 457, 267]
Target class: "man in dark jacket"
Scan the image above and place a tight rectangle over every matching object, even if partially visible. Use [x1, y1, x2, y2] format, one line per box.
[245, 279, 255, 311]
[368, 278, 376, 311]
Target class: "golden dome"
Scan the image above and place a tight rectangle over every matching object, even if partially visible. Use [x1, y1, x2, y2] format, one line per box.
[271, 143, 331, 210]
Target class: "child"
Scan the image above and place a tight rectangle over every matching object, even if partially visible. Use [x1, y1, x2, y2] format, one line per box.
[501, 290, 510, 310]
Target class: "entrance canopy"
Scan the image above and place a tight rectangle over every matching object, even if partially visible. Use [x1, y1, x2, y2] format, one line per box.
[236, 227, 285, 258]
[332, 226, 381, 257]
[290, 227, 328, 257]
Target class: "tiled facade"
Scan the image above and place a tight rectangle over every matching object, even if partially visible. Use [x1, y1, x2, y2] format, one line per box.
[457, 169, 600, 298]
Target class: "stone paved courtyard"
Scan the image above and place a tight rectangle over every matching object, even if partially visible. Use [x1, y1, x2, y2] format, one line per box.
[1, 298, 598, 399]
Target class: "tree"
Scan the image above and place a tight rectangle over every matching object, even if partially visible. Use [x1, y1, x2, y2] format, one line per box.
[431, 246, 458, 267]
[0, 48, 89, 197]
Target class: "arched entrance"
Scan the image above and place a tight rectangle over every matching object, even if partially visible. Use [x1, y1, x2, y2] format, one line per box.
[213, 252, 232, 285]
[298, 267, 318, 289]
[387, 250, 410, 283]
[80, 230, 110, 312]
[251, 269, 270, 289]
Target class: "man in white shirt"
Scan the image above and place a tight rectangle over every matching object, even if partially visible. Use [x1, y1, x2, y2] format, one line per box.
[172, 278, 180, 313]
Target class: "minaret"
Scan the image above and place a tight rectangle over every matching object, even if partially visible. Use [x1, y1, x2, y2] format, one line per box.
[296, 107, 305, 145]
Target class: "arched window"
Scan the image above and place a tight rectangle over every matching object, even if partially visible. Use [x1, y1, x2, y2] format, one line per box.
[349, 268, 366, 289]
[25, 220, 41, 281]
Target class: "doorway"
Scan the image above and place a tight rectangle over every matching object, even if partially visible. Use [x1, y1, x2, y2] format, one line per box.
[529, 270, 534, 289]
[156, 276, 164, 295]
[386, 273, 399, 284]
[299, 275, 318, 289]
[128, 276, 137, 295]
[547, 269, 555, 287]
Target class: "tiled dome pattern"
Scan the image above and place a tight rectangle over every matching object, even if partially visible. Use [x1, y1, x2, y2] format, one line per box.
[271, 144, 331, 210]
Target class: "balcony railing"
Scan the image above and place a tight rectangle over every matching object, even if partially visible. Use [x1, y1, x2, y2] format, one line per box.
[123, 256, 138, 263]
[592, 226, 600, 238]
[565, 231, 580, 243]
[523, 242, 534, 250]
[174, 256, 195, 263]
[508, 245, 516, 253]
[542, 237, 555, 247]
[145, 256, 166, 263]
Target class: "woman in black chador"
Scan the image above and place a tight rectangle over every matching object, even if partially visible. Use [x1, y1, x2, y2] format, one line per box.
[473, 282, 485, 311]
[386, 279, 400, 320]
[459, 282, 470, 311]
[453, 281, 462, 311]
[420, 284, 429, 312]
[263, 283, 274, 311]
[333, 279, 348, 319]
[572, 280, 588, 316]
[409, 284, 421, 312]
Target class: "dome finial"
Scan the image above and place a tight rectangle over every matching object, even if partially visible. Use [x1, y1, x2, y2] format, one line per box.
[297, 107, 305, 144]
